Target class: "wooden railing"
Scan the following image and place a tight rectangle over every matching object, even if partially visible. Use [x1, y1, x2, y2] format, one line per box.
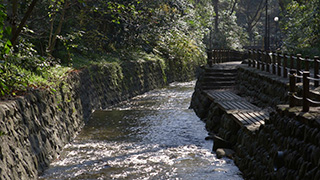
[247, 49, 320, 112]
[207, 49, 244, 66]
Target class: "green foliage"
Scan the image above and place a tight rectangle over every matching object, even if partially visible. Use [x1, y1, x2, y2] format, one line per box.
[0, 0, 255, 99]
[0, 61, 29, 97]
[0, 53, 70, 99]
[199, 0, 247, 50]
[0, 4, 12, 55]
[281, 0, 320, 55]
[0, 130, 6, 136]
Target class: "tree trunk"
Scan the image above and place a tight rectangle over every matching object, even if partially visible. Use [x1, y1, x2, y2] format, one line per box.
[11, 0, 18, 36]
[10, 0, 39, 47]
[213, 0, 219, 32]
[48, 0, 69, 54]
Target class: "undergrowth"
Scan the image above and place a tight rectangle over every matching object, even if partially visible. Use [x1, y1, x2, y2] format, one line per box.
[0, 50, 183, 100]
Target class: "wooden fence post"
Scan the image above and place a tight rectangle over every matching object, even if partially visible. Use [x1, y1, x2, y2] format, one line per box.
[221, 50, 224, 63]
[266, 51, 270, 73]
[253, 50, 256, 68]
[261, 50, 265, 71]
[272, 51, 276, 74]
[207, 50, 212, 67]
[302, 71, 310, 112]
[283, 53, 288, 78]
[289, 69, 296, 107]
[277, 51, 281, 76]
[215, 50, 218, 63]
[297, 54, 302, 83]
[314, 56, 319, 88]
[290, 54, 294, 69]
[257, 50, 261, 70]
[248, 49, 252, 67]
[305, 56, 310, 71]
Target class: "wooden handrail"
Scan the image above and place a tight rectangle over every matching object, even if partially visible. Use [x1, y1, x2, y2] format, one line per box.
[206, 49, 244, 66]
[248, 49, 320, 112]
[289, 71, 320, 112]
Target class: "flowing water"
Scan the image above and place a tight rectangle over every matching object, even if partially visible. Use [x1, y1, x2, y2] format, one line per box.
[40, 81, 243, 180]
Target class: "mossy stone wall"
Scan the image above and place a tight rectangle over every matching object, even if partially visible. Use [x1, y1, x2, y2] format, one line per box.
[0, 57, 203, 180]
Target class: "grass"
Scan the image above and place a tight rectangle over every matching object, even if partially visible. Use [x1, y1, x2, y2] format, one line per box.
[0, 50, 167, 100]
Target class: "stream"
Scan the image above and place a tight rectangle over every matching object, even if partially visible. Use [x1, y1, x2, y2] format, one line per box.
[40, 81, 243, 180]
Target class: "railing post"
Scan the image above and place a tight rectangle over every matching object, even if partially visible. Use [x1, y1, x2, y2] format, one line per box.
[277, 51, 281, 76]
[261, 50, 265, 71]
[253, 50, 256, 68]
[225, 50, 228, 62]
[290, 54, 294, 69]
[272, 51, 276, 74]
[305, 56, 310, 71]
[297, 54, 302, 83]
[283, 53, 288, 78]
[222, 50, 224, 62]
[221, 50, 224, 63]
[215, 50, 218, 63]
[207, 50, 212, 67]
[289, 69, 296, 107]
[214, 49, 219, 64]
[266, 51, 270, 73]
[302, 71, 310, 112]
[248, 49, 252, 67]
[314, 56, 319, 88]
[226, 50, 228, 62]
[257, 50, 261, 70]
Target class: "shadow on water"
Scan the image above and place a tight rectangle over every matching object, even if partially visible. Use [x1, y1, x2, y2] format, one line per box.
[40, 81, 243, 180]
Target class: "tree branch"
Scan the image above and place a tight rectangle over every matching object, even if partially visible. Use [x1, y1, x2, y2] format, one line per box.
[48, 0, 70, 54]
[229, 0, 238, 16]
[10, 0, 39, 47]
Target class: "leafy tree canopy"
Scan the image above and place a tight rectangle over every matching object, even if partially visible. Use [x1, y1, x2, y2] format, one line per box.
[281, 0, 320, 55]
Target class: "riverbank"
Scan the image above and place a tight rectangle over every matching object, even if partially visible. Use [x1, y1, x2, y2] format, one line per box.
[39, 81, 242, 179]
[191, 62, 320, 179]
[0, 55, 204, 180]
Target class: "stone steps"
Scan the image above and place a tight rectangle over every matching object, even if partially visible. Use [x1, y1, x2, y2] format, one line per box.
[201, 65, 237, 90]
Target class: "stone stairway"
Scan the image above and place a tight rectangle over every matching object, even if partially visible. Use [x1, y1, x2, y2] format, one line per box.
[201, 63, 239, 90]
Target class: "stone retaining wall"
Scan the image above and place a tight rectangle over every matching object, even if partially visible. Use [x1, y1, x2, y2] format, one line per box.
[191, 64, 320, 179]
[0, 58, 203, 180]
[235, 106, 320, 180]
[236, 66, 289, 108]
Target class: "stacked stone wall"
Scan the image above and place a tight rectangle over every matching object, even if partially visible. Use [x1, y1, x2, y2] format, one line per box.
[191, 64, 320, 179]
[235, 107, 320, 180]
[0, 58, 202, 180]
[236, 66, 288, 108]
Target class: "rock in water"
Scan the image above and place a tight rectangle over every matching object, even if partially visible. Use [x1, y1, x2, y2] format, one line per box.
[216, 148, 235, 159]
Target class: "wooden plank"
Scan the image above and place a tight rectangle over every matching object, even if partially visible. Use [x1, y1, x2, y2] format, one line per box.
[246, 124, 261, 132]
[232, 111, 269, 132]
[218, 101, 259, 111]
[237, 112, 255, 125]
[242, 112, 260, 125]
[248, 112, 265, 125]
[204, 90, 242, 102]
[232, 113, 250, 126]
[204, 89, 270, 132]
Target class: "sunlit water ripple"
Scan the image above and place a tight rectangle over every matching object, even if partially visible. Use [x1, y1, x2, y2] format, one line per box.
[40, 81, 243, 180]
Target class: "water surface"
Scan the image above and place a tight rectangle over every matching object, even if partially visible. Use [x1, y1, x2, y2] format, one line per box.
[40, 81, 243, 180]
